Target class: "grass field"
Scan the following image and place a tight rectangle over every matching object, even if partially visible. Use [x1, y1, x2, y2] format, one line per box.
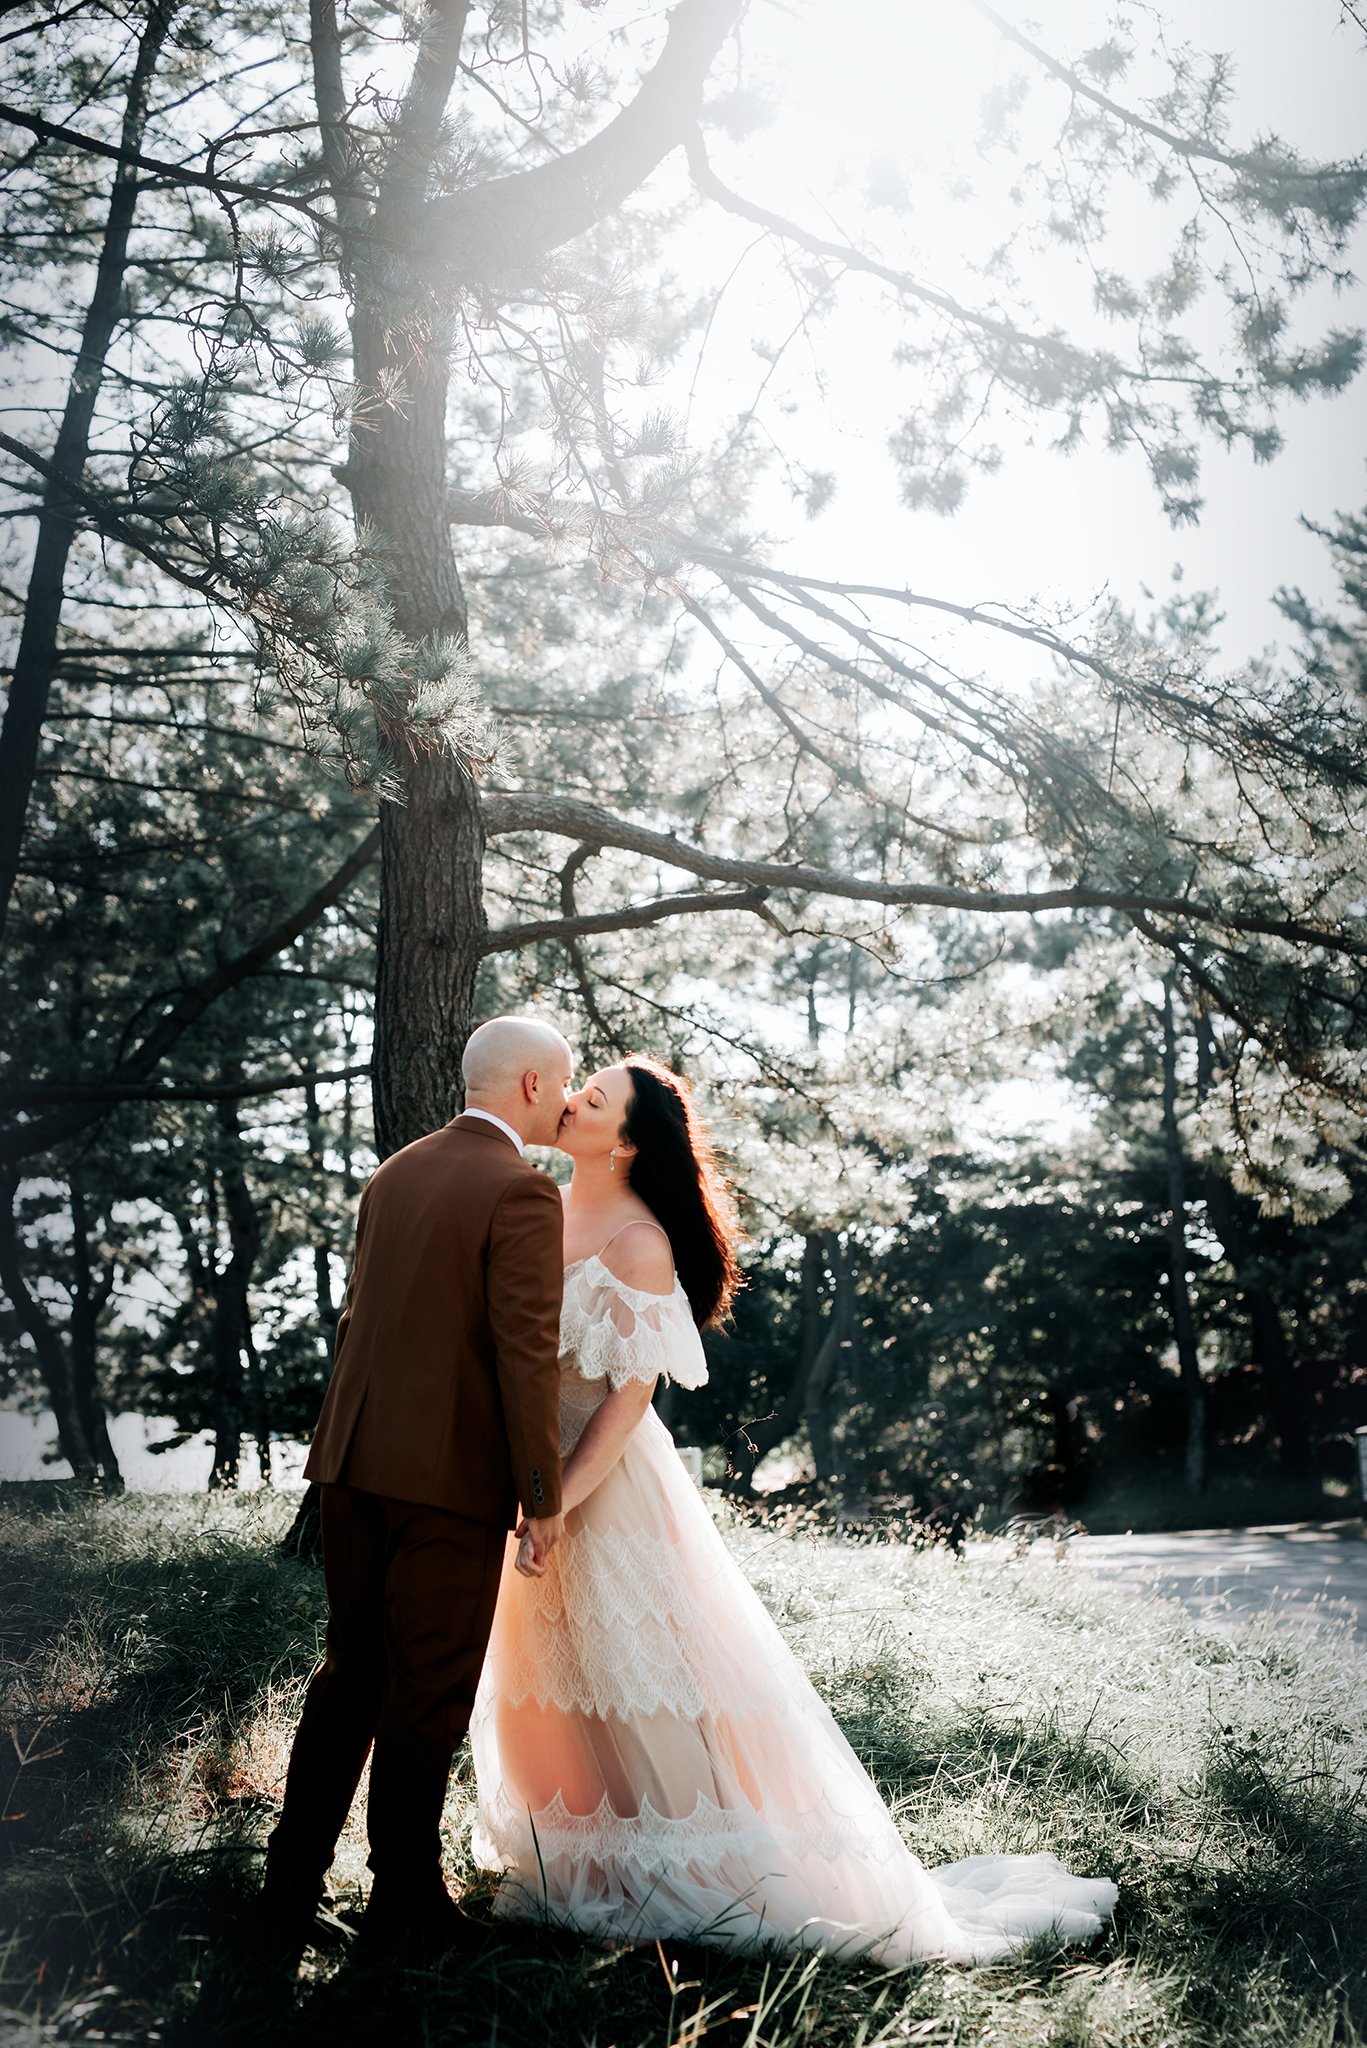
[1, 1483, 1364, 2047]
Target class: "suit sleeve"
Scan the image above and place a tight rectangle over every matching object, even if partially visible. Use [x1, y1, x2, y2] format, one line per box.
[330, 1180, 370, 1373]
[486, 1170, 565, 1518]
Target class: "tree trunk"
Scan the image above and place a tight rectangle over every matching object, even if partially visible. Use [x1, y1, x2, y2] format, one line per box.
[282, 1060, 350, 1557]
[0, 0, 178, 945]
[373, 751, 486, 1156]
[1041, 1387, 1083, 1505]
[208, 1095, 263, 1489]
[308, 0, 739, 1156]
[244, 1322, 272, 1488]
[803, 1232, 846, 1491]
[0, 1174, 100, 1480]
[303, 1073, 340, 1342]
[804, 1322, 840, 1485]
[1161, 979, 1206, 1494]
[1194, 1014, 1310, 1477]
[67, 1178, 123, 1489]
[346, 258, 484, 1158]
[722, 1231, 826, 1494]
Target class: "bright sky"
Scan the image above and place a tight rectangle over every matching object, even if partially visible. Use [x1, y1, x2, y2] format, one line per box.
[685, 0, 1367, 668]
[644, 0, 1366, 1138]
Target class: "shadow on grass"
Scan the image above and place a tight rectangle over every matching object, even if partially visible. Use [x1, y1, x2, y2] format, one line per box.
[5, 1712, 1363, 2048]
[5, 1840, 879, 2048]
[3, 1491, 1365, 2048]
[834, 1686, 1367, 2047]
[0, 1488, 322, 1871]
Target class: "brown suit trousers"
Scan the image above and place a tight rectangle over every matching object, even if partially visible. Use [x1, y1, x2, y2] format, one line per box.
[269, 1117, 564, 1900]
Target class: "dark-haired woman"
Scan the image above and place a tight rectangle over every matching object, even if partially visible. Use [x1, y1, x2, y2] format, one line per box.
[468, 1059, 1117, 1964]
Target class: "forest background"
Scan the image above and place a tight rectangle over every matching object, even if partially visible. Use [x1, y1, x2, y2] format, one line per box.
[2, 0, 1367, 1535]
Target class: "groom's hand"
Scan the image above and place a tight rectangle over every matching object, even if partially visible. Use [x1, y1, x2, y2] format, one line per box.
[515, 1511, 565, 1577]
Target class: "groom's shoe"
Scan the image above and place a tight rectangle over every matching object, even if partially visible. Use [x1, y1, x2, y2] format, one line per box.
[257, 1859, 352, 1977]
[354, 1880, 488, 1963]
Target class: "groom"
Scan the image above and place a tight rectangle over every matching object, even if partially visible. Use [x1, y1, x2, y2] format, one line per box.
[261, 1015, 575, 1962]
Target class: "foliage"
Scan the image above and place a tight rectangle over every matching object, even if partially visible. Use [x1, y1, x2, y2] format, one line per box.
[2, 3, 1367, 1502]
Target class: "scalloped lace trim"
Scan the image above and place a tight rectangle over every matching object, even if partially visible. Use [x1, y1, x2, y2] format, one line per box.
[473, 1782, 908, 1877]
[479, 1518, 829, 1720]
[559, 1255, 708, 1392]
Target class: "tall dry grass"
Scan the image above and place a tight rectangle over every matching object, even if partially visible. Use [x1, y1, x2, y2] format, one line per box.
[1, 1484, 1363, 2047]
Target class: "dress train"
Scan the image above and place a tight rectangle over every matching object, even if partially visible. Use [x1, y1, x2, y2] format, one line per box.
[470, 1252, 1118, 1964]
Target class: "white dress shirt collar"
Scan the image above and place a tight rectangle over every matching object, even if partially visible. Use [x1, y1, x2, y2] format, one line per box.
[461, 1106, 525, 1155]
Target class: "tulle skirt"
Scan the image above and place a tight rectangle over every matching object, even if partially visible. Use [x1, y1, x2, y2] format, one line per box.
[469, 1400, 1117, 1964]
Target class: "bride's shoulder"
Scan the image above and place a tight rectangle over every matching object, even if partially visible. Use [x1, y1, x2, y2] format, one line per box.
[597, 1217, 674, 1296]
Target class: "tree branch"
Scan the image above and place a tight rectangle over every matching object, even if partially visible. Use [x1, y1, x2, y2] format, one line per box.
[422, 0, 741, 276]
[0, 1066, 371, 1110]
[969, 0, 1362, 190]
[553, 846, 630, 1056]
[445, 485, 545, 536]
[0, 100, 338, 231]
[382, 0, 471, 198]
[482, 884, 771, 955]
[684, 130, 1093, 377]
[0, 828, 379, 1165]
[307, 0, 372, 252]
[481, 791, 1367, 956]
[0, 0, 179, 949]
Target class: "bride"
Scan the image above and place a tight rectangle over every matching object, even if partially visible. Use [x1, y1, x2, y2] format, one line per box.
[469, 1057, 1118, 1965]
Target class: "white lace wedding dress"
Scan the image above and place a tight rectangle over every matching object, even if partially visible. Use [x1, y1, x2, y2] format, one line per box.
[469, 1251, 1118, 1964]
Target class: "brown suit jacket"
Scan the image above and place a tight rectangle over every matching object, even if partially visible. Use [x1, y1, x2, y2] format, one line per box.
[304, 1115, 564, 1524]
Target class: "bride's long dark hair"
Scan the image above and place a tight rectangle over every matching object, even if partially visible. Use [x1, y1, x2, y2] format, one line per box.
[620, 1056, 742, 1330]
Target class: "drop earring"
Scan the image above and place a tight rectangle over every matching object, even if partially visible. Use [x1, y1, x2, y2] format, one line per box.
[608, 1148, 617, 1173]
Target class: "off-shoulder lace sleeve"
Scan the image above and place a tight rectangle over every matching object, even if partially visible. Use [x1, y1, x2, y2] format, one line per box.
[560, 1257, 708, 1391]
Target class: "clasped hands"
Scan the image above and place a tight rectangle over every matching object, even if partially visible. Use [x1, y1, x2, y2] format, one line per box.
[514, 1510, 565, 1578]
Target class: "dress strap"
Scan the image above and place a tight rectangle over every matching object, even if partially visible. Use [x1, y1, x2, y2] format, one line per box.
[591, 1217, 671, 1265]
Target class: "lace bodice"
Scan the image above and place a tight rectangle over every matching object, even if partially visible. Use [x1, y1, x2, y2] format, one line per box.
[559, 1254, 708, 1393]
[556, 1251, 708, 1457]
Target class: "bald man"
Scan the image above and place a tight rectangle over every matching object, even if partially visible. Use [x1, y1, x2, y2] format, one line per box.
[261, 1017, 575, 1964]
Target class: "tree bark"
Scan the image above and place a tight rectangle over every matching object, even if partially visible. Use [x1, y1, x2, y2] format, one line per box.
[803, 1233, 848, 1492]
[67, 1178, 123, 1489]
[208, 1094, 263, 1489]
[795, 1237, 864, 1521]
[346, 209, 483, 1156]
[0, 0, 178, 946]
[373, 750, 486, 1156]
[1040, 1388, 1083, 1506]
[1194, 1014, 1310, 1477]
[244, 1321, 272, 1488]
[722, 1232, 826, 1495]
[303, 1074, 340, 1343]
[1161, 979, 1206, 1493]
[0, 1174, 102, 1481]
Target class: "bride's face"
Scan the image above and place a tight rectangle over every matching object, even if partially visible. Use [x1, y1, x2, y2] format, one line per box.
[557, 1064, 636, 1166]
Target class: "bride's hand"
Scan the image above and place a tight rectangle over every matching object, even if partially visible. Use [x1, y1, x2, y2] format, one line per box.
[512, 1516, 538, 1577]
[513, 1512, 562, 1577]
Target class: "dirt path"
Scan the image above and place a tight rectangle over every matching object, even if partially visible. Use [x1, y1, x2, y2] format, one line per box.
[1051, 1520, 1367, 1640]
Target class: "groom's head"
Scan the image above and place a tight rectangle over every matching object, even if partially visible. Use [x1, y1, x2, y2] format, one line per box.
[462, 1016, 575, 1147]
